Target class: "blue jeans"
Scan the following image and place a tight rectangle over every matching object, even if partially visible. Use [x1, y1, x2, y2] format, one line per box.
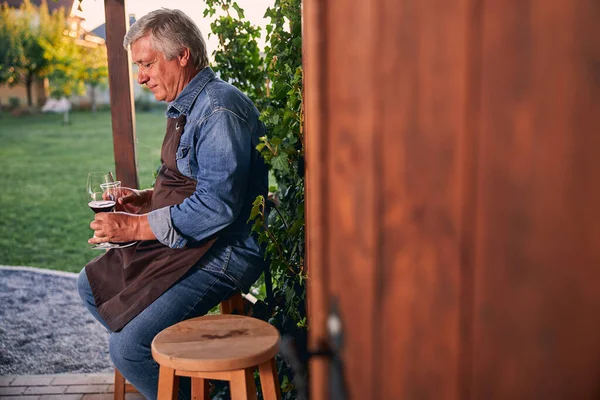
[77, 241, 264, 400]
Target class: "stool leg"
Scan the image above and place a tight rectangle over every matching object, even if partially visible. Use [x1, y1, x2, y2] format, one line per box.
[230, 368, 257, 400]
[114, 368, 126, 400]
[219, 292, 245, 314]
[191, 377, 210, 400]
[259, 358, 281, 400]
[157, 366, 179, 400]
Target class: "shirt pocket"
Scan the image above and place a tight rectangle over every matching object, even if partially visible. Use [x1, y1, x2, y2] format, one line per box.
[175, 145, 192, 178]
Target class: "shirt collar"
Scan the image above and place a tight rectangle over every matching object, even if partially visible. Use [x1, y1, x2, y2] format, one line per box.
[166, 67, 215, 118]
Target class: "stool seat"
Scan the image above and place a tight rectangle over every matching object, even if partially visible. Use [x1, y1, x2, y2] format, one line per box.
[152, 314, 280, 372]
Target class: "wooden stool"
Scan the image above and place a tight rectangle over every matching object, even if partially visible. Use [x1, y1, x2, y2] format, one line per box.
[113, 293, 249, 400]
[151, 314, 281, 400]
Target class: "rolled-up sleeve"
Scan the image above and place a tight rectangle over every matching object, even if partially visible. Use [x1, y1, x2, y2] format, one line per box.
[148, 110, 251, 248]
[147, 206, 180, 246]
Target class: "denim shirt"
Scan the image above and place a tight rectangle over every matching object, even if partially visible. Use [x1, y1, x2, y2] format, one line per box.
[147, 67, 268, 254]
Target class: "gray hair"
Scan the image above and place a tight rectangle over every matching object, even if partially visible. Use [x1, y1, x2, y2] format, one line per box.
[123, 9, 209, 70]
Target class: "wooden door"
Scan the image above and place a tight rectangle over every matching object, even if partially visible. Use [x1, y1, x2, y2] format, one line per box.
[304, 0, 600, 399]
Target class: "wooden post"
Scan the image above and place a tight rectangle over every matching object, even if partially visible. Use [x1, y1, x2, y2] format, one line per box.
[103, 0, 138, 189]
[303, 0, 329, 398]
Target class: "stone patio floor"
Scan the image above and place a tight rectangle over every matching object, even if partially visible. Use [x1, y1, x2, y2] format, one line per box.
[0, 373, 144, 399]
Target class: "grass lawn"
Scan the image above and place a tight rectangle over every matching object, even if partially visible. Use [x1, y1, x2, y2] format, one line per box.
[0, 110, 166, 273]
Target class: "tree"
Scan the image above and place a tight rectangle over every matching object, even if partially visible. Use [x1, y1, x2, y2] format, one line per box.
[0, 6, 17, 86]
[42, 33, 108, 112]
[41, 29, 85, 99]
[79, 44, 108, 112]
[0, 0, 68, 106]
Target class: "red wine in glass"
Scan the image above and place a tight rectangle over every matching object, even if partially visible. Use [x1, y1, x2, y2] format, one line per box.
[88, 200, 116, 213]
[86, 172, 124, 249]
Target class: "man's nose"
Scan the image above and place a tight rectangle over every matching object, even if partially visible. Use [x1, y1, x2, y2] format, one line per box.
[137, 70, 148, 85]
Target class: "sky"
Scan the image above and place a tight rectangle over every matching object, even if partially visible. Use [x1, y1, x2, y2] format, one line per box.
[70, 0, 275, 54]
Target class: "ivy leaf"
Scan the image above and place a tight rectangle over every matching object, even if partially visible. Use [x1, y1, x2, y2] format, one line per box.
[288, 218, 303, 235]
[253, 195, 264, 206]
[232, 2, 245, 19]
[271, 154, 289, 173]
[248, 205, 260, 222]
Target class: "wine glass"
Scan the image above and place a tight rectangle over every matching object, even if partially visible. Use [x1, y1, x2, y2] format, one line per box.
[86, 171, 123, 250]
[86, 171, 116, 212]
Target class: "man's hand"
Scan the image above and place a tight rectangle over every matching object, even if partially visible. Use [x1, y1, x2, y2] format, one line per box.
[89, 212, 156, 244]
[109, 188, 153, 214]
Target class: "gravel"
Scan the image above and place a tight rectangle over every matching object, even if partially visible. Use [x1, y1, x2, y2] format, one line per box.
[0, 266, 112, 375]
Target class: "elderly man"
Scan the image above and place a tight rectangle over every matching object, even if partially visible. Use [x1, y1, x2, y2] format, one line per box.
[77, 9, 268, 399]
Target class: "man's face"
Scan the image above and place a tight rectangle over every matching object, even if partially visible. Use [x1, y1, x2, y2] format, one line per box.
[131, 35, 187, 102]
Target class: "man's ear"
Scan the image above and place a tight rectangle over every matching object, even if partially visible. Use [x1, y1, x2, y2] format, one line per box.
[178, 48, 191, 67]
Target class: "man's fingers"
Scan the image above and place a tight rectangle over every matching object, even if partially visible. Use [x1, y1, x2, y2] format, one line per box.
[92, 212, 108, 223]
[90, 213, 108, 232]
[88, 235, 107, 244]
[118, 194, 135, 204]
[89, 212, 133, 243]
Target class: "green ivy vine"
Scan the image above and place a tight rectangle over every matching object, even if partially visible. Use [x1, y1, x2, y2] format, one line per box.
[204, 0, 305, 398]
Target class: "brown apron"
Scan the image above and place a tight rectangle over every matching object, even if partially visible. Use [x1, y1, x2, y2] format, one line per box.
[85, 115, 216, 332]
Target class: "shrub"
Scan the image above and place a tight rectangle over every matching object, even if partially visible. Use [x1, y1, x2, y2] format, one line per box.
[205, 1, 305, 398]
[8, 97, 20, 110]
